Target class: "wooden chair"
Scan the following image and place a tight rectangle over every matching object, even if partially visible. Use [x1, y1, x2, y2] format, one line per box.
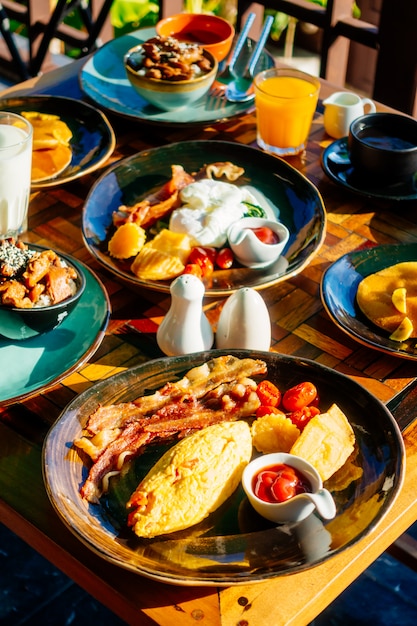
[0, 0, 114, 80]
[237, 0, 416, 116]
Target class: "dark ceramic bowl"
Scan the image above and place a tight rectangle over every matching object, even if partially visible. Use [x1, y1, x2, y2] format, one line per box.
[348, 113, 417, 183]
[0, 244, 86, 340]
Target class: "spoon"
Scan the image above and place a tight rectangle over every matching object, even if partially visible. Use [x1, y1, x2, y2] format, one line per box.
[215, 12, 256, 85]
[225, 14, 274, 103]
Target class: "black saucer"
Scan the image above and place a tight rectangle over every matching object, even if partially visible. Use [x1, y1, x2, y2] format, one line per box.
[321, 138, 417, 201]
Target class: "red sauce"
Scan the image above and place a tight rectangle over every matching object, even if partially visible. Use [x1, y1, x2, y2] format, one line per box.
[253, 463, 311, 503]
[248, 227, 281, 245]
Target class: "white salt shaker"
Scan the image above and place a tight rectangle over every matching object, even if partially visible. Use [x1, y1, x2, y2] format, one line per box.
[216, 287, 271, 350]
[157, 274, 214, 356]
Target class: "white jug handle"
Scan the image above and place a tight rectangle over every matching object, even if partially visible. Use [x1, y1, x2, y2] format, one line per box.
[361, 98, 376, 114]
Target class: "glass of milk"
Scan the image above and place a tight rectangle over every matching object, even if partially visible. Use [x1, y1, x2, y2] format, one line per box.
[0, 112, 33, 239]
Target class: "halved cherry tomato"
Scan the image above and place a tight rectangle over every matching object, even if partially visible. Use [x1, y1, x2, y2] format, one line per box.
[253, 464, 309, 503]
[216, 247, 234, 269]
[282, 382, 318, 412]
[256, 380, 281, 407]
[288, 405, 320, 431]
[188, 247, 214, 277]
[182, 263, 203, 278]
[250, 227, 280, 245]
[255, 405, 283, 418]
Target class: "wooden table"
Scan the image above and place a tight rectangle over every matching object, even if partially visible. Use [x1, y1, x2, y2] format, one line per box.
[1, 58, 417, 626]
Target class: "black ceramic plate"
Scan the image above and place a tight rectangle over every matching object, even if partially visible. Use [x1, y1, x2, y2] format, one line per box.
[82, 140, 326, 296]
[43, 349, 404, 586]
[321, 243, 417, 359]
[79, 27, 274, 127]
[0, 95, 116, 189]
[321, 138, 417, 201]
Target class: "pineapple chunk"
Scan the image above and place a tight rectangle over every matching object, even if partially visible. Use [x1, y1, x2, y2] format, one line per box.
[392, 287, 407, 314]
[251, 412, 300, 453]
[290, 404, 355, 481]
[389, 316, 414, 341]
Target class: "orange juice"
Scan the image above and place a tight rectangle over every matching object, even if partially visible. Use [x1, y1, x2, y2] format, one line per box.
[254, 69, 320, 155]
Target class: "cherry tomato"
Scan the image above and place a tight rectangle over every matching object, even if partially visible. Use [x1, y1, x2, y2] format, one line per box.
[256, 380, 281, 407]
[253, 464, 310, 503]
[188, 247, 214, 277]
[250, 227, 280, 245]
[282, 382, 318, 412]
[216, 248, 234, 269]
[288, 405, 320, 431]
[182, 263, 203, 278]
[255, 405, 284, 418]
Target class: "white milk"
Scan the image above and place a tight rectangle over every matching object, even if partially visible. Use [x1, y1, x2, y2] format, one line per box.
[0, 121, 32, 237]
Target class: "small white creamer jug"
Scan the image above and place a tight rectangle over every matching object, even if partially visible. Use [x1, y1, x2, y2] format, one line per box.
[323, 91, 376, 139]
[156, 274, 214, 356]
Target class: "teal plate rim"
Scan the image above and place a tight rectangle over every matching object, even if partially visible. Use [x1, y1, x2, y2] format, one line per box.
[0, 258, 111, 406]
[79, 27, 274, 128]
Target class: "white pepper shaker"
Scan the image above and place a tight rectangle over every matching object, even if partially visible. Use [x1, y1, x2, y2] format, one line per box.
[216, 287, 271, 350]
[157, 274, 214, 356]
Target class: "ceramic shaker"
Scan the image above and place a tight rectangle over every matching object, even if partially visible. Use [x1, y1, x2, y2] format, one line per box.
[216, 287, 271, 350]
[156, 274, 214, 356]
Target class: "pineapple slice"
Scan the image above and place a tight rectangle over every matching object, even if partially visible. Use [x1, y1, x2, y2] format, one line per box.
[389, 316, 413, 341]
[392, 287, 407, 314]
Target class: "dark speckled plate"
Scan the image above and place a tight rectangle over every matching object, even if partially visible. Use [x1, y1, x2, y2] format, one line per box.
[321, 243, 417, 359]
[43, 349, 404, 586]
[82, 140, 326, 296]
[0, 96, 115, 189]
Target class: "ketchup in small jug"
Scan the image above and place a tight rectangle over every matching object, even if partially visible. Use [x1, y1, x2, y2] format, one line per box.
[253, 463, 311, 503]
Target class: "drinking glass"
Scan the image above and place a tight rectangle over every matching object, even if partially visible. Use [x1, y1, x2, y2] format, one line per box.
[254, 67, 320, 156]
[0, 112, 33, 239]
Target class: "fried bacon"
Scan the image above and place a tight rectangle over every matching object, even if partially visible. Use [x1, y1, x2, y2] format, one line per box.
[75, 356, 267, 503]
[113, 164, 194, 229]
[112, 161, 247, 231]
[84, 355, 267, 434]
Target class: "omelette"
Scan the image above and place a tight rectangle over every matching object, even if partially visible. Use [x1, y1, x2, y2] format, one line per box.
[356, 262, 417, 340]
[126, 420, 252, 538]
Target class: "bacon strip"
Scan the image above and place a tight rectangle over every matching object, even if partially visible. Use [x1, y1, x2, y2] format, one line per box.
[85, 356, 267, 435]
[112, 164, 194, 229]
[79, 378, 261, 503]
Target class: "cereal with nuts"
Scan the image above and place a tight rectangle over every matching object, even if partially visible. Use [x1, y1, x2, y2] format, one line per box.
[0, 239, 78, 309]
[126, 36, 214, 81]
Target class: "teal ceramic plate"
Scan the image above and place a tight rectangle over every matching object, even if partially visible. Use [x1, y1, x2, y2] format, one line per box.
[43, 349, 404, 586]
[0, 96, 116, 190]
[0, 260, 110, 405]
[82, 140, 326, 296]
[321, 138, 417, 201]
[79, 28, 274, 127]
[321, 243, 417, 359]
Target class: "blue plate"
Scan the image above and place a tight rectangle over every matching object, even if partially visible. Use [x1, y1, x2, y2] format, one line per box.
[321, 243, 417, 360]
[0, 259, 110, 405]
[0, 96, 115, 190]
[82, 140, 326, 296]
[79, 28, 274, 127]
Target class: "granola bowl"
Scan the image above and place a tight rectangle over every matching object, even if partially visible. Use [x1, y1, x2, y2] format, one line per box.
[0, 241, 86, 340]
[124, 37, 218, 111]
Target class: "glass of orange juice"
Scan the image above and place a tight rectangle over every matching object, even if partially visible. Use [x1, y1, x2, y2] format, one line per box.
[254, 67, 320, 156]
